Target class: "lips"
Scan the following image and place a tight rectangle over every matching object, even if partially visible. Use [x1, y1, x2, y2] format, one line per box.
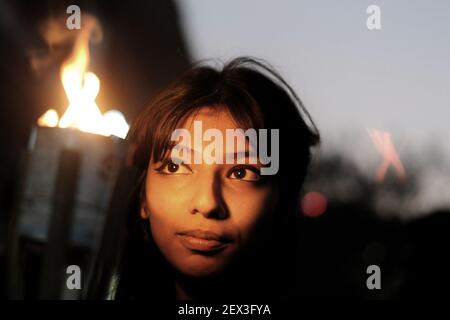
[176, 229, 233, 252]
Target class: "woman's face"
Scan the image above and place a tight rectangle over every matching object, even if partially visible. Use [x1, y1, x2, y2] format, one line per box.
[141, 107, 279, 278]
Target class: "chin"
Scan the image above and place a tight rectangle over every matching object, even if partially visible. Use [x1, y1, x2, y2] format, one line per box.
[176, 256, 231, 278]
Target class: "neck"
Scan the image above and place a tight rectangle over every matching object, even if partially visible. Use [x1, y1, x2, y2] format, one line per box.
[173, 243, 275, 299]
[173, 262, 267, 300]
[174, 273, 228, 300]
[175, 280, 192, 300]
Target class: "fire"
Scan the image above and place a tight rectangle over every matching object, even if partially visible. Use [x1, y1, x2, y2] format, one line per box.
[37, 109, 59, 128]
[37, 18, 129, 139]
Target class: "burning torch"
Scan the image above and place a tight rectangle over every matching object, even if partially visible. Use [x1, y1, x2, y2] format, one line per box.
[8, 15, 136, 300]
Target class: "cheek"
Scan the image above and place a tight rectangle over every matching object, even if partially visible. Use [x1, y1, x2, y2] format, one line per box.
[223, 185, 278, 244]
[145, 170, 201, 224]
[144, 173, 190, 238]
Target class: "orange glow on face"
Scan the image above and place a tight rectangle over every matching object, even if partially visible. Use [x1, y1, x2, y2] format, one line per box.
[140, 108, 279, 278]
[368, 129, 406, 182]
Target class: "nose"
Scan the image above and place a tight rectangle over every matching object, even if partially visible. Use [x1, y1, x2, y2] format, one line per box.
[190, 170, 227, 219]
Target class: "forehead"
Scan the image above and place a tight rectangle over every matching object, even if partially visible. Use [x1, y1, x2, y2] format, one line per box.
[175, 106, 257, 156]
[181, 107, 240, 132]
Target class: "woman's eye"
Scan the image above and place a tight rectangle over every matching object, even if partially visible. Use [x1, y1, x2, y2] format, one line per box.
[157, 160, 192, 175]
[229, 167, 261, 182]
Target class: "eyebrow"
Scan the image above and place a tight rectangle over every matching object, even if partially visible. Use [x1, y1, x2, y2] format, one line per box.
[170, 143, 257, 158]
[156, 141, 268, 169]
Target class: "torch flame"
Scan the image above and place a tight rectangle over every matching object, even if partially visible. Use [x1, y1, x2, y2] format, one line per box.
[37, 109, 59, 128]
[37, 16, 129, 139]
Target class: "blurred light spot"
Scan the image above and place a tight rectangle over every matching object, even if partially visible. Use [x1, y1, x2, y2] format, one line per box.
[102, 110, 130, 139]
[367, 129, 406, 182]
[37, 109, 59, 127]
[301, 192, 327, 218]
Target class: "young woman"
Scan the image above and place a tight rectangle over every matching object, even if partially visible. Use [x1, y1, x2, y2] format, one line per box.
[115, 57, 320, 300]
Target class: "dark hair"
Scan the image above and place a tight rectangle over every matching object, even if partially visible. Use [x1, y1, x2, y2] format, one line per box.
[115, 57, 320, 300]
